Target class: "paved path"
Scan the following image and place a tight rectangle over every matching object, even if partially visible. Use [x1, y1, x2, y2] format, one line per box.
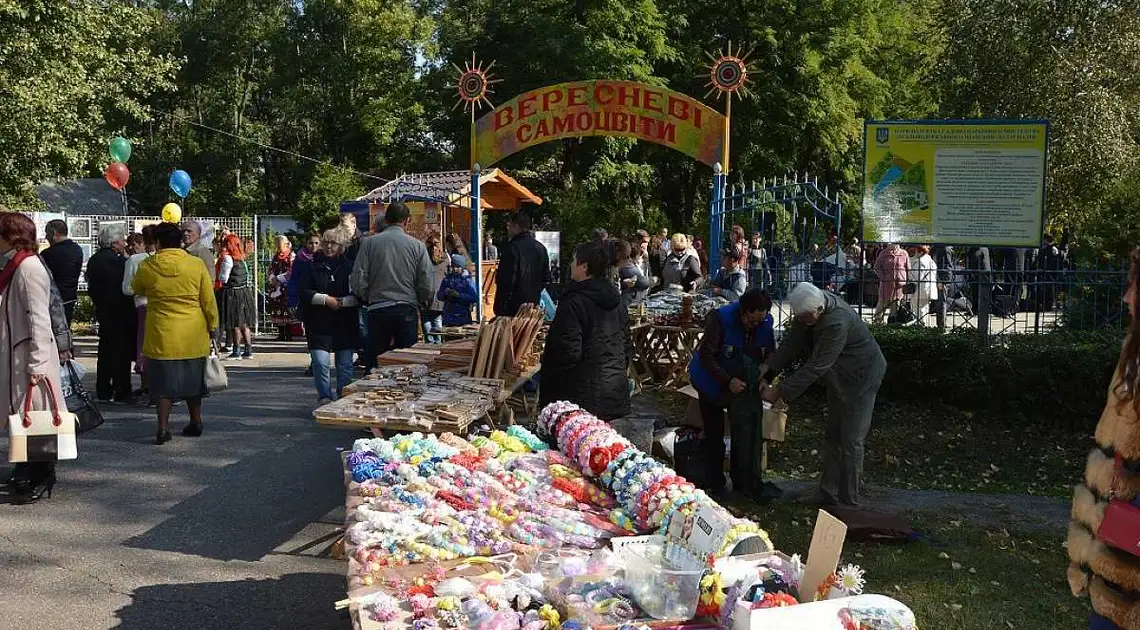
[0, 339, 352, 629]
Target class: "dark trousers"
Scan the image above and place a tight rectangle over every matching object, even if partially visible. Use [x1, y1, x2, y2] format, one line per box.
[820, 385, 877, 505]
[96, 317, 133, 400]
[364, 304, 419, 370]
[62, 301, 75, 327]
[697, 393, 727, 493]
[728, 394, 765, 495]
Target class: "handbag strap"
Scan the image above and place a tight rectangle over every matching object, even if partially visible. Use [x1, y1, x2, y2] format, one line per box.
[21, 378, 62, 428]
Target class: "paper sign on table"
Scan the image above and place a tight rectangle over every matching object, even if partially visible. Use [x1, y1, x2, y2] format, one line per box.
[799, 509, 847, 603]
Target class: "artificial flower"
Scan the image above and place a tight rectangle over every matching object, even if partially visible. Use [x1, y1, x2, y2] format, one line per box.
[787, 553, 805, 587]
[753, 592, 798, 609]
[837, 564, 866, 595]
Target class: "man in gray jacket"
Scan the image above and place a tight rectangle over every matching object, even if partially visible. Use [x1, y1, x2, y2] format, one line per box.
[351, 201, 433, 370]
[761, 282, 886, 506]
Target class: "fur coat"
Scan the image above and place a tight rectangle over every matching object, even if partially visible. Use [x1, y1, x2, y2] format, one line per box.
[1067, 361, 1140, 628]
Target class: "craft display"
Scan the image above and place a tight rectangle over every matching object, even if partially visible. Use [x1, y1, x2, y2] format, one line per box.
[316, 368, 502, 432]
[637, 292, 728, 327]
[337, 403, 917, 630]
[469, 305, 546, 380]
[380, 338, 478, 373]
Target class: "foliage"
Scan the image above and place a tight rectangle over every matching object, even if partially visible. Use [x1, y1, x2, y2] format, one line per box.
[295, 164, 366, 234]
[0, 0, 177, 208]
[0, 0, 1137, 259]
[935, 0, 1140, 258]
[870, 326, 1122, 427]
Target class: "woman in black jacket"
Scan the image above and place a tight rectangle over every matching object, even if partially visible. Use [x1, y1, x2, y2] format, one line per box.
[298, 229, 360, 404]
[539, 241, 632, 420]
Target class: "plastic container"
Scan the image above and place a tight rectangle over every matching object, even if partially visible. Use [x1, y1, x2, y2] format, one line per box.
[620, 537, 704, 620]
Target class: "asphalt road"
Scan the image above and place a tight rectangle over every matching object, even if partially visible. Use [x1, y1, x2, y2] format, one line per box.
[0, 339, 353, 630]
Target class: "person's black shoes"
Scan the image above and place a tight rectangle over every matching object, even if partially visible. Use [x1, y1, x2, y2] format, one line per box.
[12, 479, 54, 504]
[746, 482, 785, 505]
[181, 423, 203, 437]
[155, 429, 172, 445]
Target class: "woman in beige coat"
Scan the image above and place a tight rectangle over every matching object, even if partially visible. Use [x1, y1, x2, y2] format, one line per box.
[0, 213, 67, 504]
[1067, 247, 1140, 629]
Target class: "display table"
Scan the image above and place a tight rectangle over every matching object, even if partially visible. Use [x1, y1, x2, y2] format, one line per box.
[630, 323, 704, 388]
[315, 366, 502, 434]
[335, 405, 918, 630]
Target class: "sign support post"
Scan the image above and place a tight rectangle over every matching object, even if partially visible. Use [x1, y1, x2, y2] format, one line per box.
[472, 164, 483, 322]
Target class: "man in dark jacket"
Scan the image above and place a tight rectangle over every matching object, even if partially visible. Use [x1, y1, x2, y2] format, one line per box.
[85, 222, 135, 403]
[494, 211, 550, 317]
[539, 241, 631, 420]
[762, 282, 886, 506]
[40, 219, 83, 325]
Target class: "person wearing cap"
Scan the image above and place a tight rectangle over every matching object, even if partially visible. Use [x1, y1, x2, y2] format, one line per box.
[438, 254, 479, 327]
[760, 282, 886, 506]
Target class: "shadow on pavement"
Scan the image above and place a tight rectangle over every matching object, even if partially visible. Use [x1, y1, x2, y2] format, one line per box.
[112, 572, 347, 630]
[121, 435, 345, 561]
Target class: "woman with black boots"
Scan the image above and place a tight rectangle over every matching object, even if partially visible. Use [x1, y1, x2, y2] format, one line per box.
[0, 213, 69, 503]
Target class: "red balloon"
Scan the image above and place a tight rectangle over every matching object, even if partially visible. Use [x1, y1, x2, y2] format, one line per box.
[105, 162, 130, 191]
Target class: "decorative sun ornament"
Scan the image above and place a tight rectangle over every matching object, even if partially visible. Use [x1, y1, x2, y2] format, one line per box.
[703, 41, 756, 100]
[453, 53, 500, 113]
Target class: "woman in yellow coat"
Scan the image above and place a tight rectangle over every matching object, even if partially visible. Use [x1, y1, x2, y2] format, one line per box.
[131, 223, 219, 445]
[1067, 247, 1140, 629]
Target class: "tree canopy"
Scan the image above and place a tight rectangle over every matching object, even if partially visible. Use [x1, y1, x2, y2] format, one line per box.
[0, 0, 1136, 257]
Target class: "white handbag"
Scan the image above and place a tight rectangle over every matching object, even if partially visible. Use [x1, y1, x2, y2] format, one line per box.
[205, 345, 229, 391]
[8, 379, 77, 463]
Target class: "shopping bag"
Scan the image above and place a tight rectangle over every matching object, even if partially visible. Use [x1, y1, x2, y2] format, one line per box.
[61, 360, 104, 434]
[762, 401, 788, 442]
[205, 345, 229, 391]
[8, 379, 77, 463]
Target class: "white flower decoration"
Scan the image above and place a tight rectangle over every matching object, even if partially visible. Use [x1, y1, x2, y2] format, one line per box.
[788, 553, 805, 587]
[837, 564, 865, 595]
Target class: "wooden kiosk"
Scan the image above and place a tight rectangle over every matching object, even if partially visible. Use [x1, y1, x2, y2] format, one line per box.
[346, 168, 542, 319]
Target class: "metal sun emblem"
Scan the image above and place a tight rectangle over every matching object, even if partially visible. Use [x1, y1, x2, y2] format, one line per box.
[453, 53, 500, 113]
[703, 41, 755, 100]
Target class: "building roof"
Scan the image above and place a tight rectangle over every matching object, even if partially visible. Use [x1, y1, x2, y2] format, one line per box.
[358, 168, 542, 210]
[35, 179, 127, 216]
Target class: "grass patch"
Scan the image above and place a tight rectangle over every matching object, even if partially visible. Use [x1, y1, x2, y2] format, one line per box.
[728, 501, 1087, 629]
[761, 394, 1089, 497]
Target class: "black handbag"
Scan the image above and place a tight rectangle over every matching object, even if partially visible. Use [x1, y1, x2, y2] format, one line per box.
[62, 361, 104, 434]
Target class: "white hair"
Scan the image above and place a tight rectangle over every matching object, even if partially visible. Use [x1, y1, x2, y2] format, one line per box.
[97, 222, 126, 248]
[788, 282, 826, 314]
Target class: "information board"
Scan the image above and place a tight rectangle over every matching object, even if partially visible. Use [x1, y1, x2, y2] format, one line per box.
[862, 120, 1048, 247]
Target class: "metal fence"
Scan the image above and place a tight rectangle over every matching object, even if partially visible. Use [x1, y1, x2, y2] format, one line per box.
[750, 246, 1129, 341]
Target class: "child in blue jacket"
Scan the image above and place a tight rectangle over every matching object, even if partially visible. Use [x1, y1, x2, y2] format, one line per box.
[438, 254, 479, 326]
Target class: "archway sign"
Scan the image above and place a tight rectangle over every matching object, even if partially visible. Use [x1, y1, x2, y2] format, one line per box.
[473, 80, 727, 168]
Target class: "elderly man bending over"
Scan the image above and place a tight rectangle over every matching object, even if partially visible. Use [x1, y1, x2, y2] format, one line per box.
[761, 282, 886, 506]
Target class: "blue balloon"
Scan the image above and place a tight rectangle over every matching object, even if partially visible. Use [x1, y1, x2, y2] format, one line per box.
[169, 169, 192, 198]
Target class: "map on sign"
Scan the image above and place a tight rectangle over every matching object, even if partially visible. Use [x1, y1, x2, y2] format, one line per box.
[862, 120, 1048, 247]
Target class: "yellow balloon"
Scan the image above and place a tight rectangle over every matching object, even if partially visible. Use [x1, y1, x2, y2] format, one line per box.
[161, 202, 182, 223]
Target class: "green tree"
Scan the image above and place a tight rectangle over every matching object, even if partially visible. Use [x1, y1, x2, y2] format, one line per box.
[295, 163, 367, 233]
[0, 0, 177, 207]
[936, 0, 1140, 258]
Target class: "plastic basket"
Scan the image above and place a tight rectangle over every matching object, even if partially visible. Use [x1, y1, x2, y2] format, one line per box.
[619, 536, 705, 620]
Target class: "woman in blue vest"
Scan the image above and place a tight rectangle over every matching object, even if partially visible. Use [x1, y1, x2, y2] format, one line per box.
[688, 289, 775, 498]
